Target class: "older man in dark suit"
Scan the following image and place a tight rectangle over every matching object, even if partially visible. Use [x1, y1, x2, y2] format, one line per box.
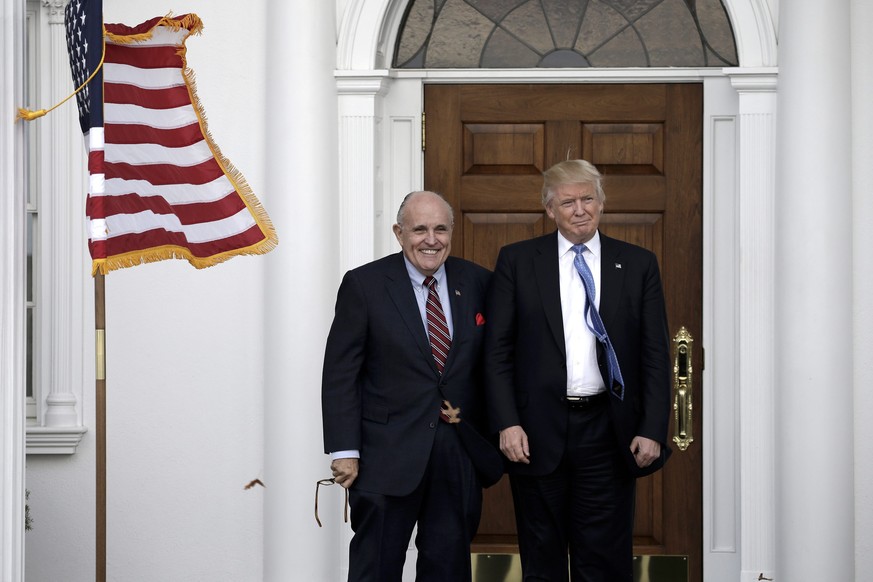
[485, 160, 672, 582]
[322, 191, 492, 582]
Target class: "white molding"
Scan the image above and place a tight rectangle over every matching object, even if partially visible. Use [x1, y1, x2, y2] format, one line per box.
[1, 0, 27, 577]
[25, 426, 89, 455]
[24, 0, 88, 454]
[702, 75, 741, 581]
[338, 0, 778, 71]
[723, 0, 778, 67]
[726, 68, 778, 582]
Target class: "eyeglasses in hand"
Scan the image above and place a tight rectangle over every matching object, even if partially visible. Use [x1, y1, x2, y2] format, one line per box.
[314, 478, 349, 527]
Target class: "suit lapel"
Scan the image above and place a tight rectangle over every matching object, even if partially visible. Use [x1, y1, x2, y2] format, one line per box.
[598, 234, 625, 327]
[442, 258, 468, 375]
[534, 234, 566, 358]
[384, 253, 438, 372]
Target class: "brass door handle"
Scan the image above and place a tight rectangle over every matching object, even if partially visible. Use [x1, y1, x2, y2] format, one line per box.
[672, 326, 694, 451]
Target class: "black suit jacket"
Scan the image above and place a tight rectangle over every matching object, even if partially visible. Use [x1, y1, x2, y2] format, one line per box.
[322, 253, 492, 496]
[484, 232, 671, 478]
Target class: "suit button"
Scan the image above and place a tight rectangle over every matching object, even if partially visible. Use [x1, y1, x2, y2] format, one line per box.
[429, 422, 435, 429]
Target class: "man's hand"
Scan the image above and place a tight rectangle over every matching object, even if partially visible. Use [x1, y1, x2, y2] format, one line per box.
[630, 436, 661, 468]
[499, 425, 531, 464]
[330, 458, 359, 489]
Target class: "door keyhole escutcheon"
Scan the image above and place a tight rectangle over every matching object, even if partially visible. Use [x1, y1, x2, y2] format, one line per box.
[672, 326, 694, 451]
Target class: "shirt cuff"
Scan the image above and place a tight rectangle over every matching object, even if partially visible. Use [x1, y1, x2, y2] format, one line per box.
[330, 450, 360, 460]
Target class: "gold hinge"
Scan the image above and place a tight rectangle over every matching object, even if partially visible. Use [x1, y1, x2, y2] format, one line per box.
[421, 112, 426, 152]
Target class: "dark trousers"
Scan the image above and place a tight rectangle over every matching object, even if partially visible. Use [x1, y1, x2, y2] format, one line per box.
[347, 422, 482, 582]
[510, 401, 635, 582]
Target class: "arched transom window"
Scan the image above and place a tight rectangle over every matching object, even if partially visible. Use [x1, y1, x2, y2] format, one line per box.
[394, 0, 738, 68]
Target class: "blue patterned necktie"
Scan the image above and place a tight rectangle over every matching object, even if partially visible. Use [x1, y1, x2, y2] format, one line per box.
[572, 244, 624, 400]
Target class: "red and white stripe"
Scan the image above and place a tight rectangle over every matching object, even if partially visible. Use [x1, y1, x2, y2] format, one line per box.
[87, 17, 276, 273]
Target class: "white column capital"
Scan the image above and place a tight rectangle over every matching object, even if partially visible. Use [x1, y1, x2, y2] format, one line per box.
[335, 70, 392, 96]
[725, 67, 778, 92]
[40, 0, 66, 24]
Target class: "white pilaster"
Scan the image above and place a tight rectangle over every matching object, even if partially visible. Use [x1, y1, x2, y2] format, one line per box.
[41, 0, 84, 431]
[776, 1, 854, 580]
[336, 73, 390, 271]
[263, 1, 340, 581]
[1, 0, 26, 577]
[726, 68, 778, 582]
[851, 0, 873, 575]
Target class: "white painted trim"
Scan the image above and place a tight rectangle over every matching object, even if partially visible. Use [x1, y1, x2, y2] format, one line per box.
[23, 0, 89, 455]
[725, 68, 778, 582]
[702, 75, 741, 579]
[723, 0, 778, 67]
[339, 0, 778, 71]
[1, 0, 27, 577]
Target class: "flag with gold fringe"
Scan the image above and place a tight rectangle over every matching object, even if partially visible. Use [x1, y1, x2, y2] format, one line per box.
[62, 1, 277, 275]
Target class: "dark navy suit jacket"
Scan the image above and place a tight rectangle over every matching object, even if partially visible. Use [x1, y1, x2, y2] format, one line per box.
[484, 232, 671, 478]
[322, 252, 492, 496]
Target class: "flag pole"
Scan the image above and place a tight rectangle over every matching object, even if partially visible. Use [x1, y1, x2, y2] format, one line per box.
[95, 272, 106, 582]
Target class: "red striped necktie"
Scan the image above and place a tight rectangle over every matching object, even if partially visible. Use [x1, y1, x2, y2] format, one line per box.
[424, 276, 452, 374]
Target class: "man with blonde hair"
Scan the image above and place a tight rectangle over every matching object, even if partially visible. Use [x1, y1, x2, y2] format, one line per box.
[485, 160, 671, 581]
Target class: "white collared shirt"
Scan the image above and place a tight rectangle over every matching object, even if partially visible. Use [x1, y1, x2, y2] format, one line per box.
[558, 231, 606, 396]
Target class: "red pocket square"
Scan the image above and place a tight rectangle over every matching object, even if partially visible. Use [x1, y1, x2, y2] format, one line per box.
[475, 313, 486, 326]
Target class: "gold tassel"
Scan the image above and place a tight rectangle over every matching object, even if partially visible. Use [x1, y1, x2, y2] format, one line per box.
[16, 31, 106, 123]
[16, 108, 47, 121]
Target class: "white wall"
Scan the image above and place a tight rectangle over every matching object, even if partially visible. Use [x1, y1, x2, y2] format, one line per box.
[24, 1, 268, 580]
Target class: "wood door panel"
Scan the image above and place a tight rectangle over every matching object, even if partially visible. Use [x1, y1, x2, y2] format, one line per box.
[458, 84, 668, 121]
[600, 214, 665, 260]
[475, 476, 518, 551]
[463, 124, 545, 175]
[584, 123, 665, 174]
[458, 176, 545, 212]
[634, 471, 666, 548]
[425, 82, 703, 581]
[463, 213, 547, 271]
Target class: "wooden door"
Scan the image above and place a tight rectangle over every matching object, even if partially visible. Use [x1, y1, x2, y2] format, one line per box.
[424, 83, 703, 582]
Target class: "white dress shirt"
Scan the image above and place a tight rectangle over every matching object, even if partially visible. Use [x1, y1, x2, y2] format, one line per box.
[557, 231, 606, 397]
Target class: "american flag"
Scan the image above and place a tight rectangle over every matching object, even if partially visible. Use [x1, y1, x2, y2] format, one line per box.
[64, 1, 277, 275]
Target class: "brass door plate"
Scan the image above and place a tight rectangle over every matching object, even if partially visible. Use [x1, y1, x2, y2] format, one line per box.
[471, 554, 689, 582]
